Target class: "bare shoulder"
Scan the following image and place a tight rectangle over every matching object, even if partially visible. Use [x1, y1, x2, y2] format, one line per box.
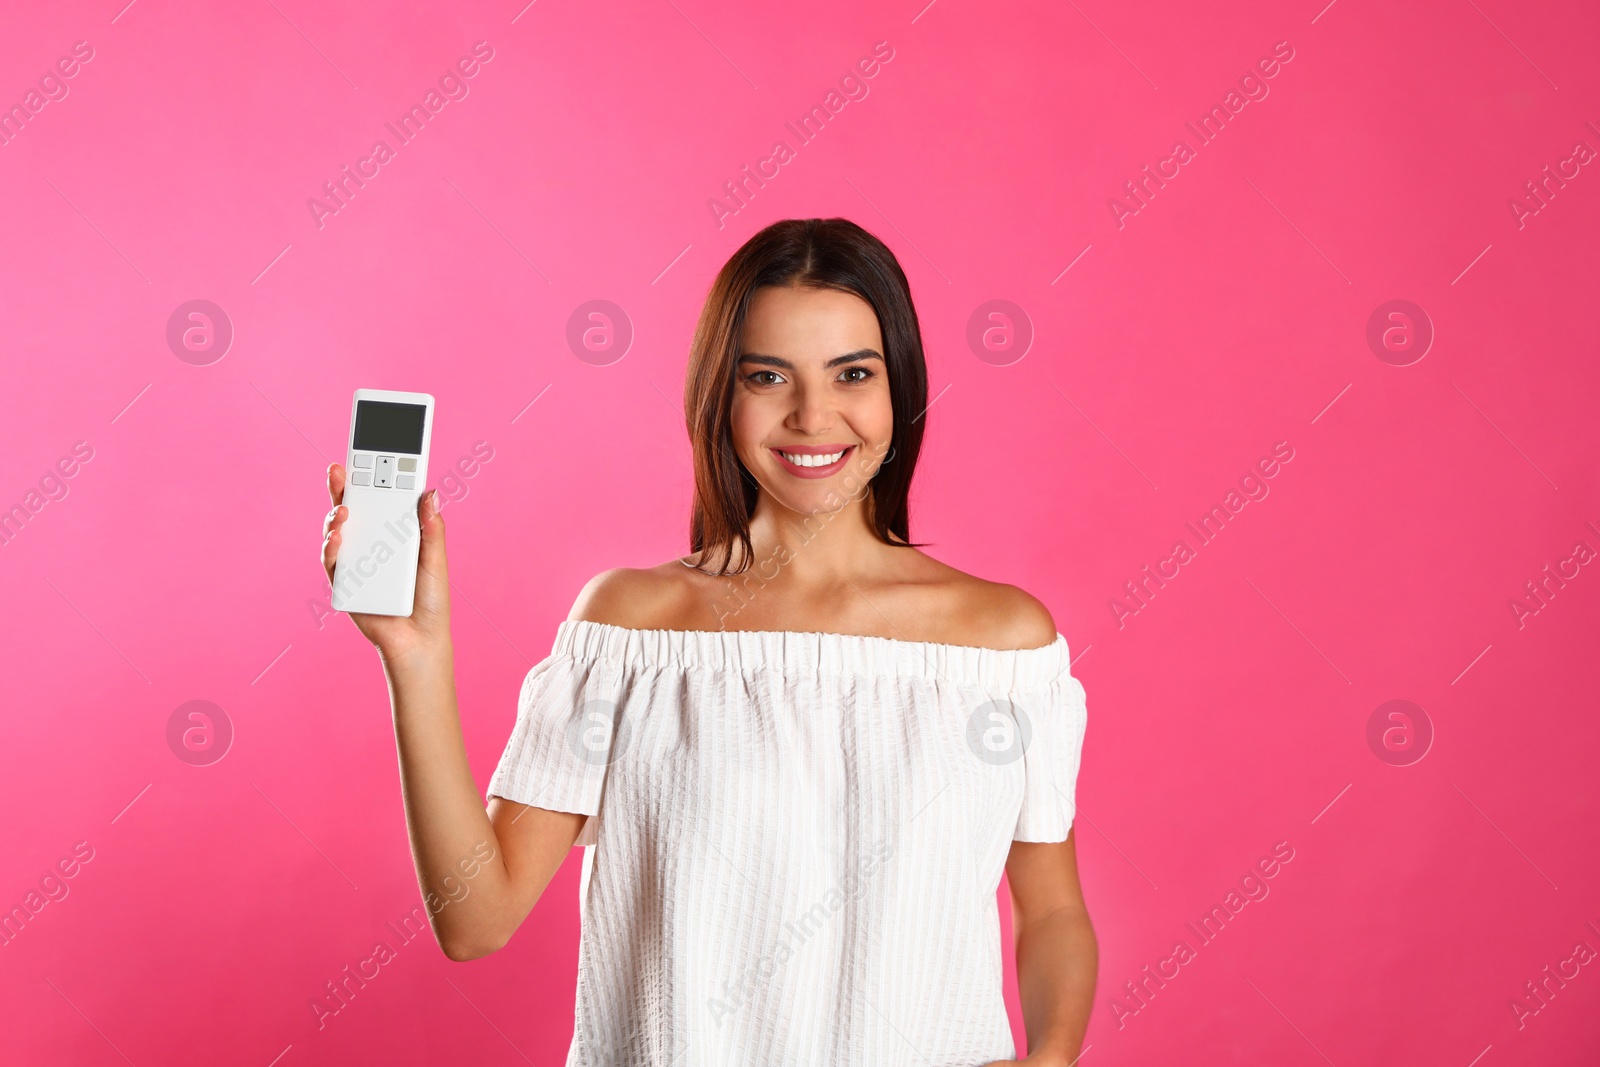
[910, 551, 1058, 651]
[964, 580, 1058, 651]
[567, 563, 695, 630]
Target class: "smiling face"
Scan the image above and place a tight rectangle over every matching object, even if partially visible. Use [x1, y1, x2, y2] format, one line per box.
[730, 284, 894, 518]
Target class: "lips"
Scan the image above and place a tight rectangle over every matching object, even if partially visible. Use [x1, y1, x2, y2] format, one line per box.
[771, 444, 855, 478]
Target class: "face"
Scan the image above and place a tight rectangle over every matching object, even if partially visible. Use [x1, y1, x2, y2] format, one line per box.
[730, 284, 894, 517]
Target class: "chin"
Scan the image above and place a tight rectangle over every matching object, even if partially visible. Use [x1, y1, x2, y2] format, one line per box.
[784, 491, 852, 516]
[767, 476, 867, 516]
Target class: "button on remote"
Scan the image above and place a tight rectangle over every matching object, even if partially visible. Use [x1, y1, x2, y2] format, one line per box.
[398, 457, 417, 472]
[353, 454, 374, 469]
[397, 474, 416, 490]
[351, 470, 372, 486]
[374, 456, 395, 488]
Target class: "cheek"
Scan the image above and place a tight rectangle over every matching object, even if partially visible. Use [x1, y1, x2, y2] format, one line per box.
[845, 386, 894, 441]
[727, 395, 768, 455]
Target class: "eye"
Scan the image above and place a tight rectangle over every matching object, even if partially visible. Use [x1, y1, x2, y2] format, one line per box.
[746, 369, 784, 386]
[839, 366, 875, 383]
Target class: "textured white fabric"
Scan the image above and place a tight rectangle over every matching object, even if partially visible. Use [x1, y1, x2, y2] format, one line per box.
[486, 619, 1089, 1067]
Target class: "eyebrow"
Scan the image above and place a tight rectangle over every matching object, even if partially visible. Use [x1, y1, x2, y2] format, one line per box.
[737, 348, 884, 370]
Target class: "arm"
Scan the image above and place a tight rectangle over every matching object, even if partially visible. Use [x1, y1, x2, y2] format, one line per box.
[321, 464, 586, 961]
[997, 830, 1098, 1066]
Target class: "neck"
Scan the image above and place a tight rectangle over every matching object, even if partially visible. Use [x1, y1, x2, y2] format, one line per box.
[723, 489, 901, 588]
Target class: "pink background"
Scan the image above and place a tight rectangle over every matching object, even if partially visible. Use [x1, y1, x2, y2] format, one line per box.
[2, 0, 1597, 1063]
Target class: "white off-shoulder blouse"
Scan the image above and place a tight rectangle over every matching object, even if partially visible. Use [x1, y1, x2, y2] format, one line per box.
[486, 619, 1089, 1067]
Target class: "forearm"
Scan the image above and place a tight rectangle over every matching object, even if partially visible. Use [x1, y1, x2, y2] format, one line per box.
[1013, 906, 1098, 1064]
[382, 643, 509, 956]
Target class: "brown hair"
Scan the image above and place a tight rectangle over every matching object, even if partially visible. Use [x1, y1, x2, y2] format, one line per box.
[684, 217, 929, 576]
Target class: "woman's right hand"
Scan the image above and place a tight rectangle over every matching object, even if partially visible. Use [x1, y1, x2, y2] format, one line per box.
[320, 464, 567, 962]
[321, 463, 453, 666]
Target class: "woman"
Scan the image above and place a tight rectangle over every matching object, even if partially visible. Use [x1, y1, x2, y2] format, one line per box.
[319, 218, 1096, 1066]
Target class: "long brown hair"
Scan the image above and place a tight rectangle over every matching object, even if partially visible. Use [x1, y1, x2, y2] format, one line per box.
[685, 217, 929, 576]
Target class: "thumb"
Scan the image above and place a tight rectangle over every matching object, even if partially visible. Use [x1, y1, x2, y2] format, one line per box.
[418, 489, 448, 572]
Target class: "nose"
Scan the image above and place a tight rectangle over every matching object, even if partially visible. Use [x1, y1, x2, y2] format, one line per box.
[784, 380, 834, 436]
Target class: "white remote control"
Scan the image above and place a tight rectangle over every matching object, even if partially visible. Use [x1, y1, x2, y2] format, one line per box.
[331, 388, 435, 617]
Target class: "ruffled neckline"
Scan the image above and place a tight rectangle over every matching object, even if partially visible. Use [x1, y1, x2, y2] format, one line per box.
[551, 618, 1073, 691]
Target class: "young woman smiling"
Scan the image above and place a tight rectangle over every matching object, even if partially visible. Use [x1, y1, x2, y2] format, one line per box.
[319, 218, 1096, 1066]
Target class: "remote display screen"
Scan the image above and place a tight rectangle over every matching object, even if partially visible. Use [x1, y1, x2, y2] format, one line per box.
[352, 401, 426, 454]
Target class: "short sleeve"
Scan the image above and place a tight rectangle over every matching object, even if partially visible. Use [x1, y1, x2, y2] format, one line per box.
[1011, 665, 1089, 843]
[485, 651, 621, 839]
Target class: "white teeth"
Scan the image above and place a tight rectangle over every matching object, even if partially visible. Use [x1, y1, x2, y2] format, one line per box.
[779, 449, 847, 467]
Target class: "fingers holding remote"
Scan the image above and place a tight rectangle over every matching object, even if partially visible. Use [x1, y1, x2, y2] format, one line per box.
[327, 462, 346, 507]
[323, 464, 349, 584]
